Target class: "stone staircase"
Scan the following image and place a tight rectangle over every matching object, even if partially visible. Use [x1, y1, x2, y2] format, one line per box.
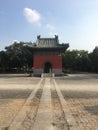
[41, 73, 55, 78]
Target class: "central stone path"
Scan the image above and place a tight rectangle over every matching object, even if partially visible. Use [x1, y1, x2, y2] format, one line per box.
[8, 77, 79, 130]
[33, 78, 54, 130]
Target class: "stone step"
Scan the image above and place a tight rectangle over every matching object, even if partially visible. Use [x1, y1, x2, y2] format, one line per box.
[41, 73, 54, 77]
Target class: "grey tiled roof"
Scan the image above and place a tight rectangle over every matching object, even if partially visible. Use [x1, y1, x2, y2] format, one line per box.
[27, 35, 69, 51]
[36, 35, 59, 47]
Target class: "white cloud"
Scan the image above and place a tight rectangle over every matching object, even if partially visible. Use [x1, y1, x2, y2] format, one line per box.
[23, 8, 41, 26]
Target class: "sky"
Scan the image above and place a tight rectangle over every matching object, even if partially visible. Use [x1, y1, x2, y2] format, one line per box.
[0, 0, 98, 52]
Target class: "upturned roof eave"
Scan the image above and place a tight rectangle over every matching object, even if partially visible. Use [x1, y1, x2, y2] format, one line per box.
[30, 46, 69, 52]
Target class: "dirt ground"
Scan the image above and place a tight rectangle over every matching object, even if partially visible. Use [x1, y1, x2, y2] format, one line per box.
[0, 73, 98, 129]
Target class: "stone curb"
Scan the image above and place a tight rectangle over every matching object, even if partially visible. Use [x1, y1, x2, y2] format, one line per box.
[53, 79, 81, 130]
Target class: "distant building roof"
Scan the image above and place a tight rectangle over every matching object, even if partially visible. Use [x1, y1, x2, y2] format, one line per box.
[36, 35, 59, 47]
[28, 35, 69, 52]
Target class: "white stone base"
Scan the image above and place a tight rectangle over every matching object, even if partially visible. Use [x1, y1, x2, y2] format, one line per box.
[33, 69, 43, 76]
[34, 68, 63, 76]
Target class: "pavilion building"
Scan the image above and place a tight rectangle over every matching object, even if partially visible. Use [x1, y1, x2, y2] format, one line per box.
[32, 35, 69, 76]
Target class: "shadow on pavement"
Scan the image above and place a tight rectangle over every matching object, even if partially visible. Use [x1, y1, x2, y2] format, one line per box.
[85, 105, 98, 115]
[62, 90, 98, 99]
[0, 89, 32, 99]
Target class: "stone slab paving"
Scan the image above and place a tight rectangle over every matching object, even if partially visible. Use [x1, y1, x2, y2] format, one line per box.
[0, 74, 98, 130]
[32, 78, 54, 130]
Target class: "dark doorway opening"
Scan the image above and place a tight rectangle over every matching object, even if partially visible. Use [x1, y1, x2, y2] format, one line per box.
[44, 62, 52, 73]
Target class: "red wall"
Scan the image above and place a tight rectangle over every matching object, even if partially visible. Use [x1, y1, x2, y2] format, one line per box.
[34, 55, 62, 69]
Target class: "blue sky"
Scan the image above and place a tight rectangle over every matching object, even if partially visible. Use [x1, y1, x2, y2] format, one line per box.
[0, 0, 98, 52]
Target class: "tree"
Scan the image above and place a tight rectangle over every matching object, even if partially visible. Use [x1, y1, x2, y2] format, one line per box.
[62, 50, 79, 71]
[62, 50, 91, 72]
[89, 46, 98, 72]
[5, 41, 33, 72]
[76, 50, 91, 71]
[0, 51, 9, 72]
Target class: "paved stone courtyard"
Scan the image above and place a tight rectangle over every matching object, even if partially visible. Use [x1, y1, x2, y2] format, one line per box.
[0, 74, 98, 130]
[55, 74, 98, 129]
[0, 74, 40, 129]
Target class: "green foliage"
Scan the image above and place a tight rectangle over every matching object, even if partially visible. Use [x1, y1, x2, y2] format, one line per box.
[89, 46, 98, 72]
[0, 51, 9, 72]
[62, 49, 91, 72]
[0, 41, 34, 73]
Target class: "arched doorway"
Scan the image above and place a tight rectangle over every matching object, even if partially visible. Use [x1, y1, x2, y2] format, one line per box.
[44, 62, 52, 73]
